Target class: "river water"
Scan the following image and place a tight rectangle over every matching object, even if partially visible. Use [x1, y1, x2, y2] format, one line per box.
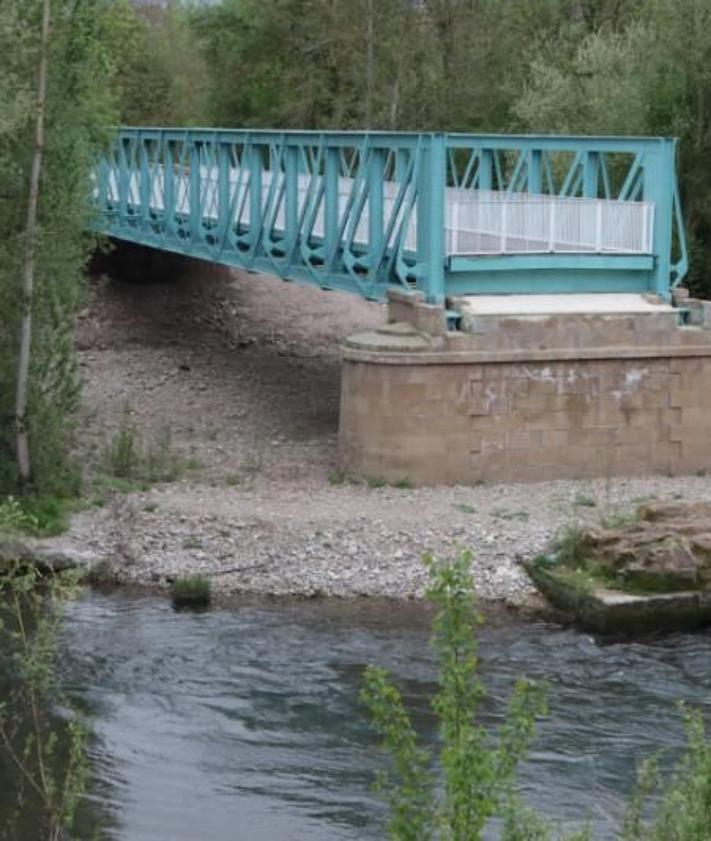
[3, 589, 711, 840]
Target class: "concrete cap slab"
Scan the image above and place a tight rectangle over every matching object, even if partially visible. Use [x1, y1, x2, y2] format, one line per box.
[456, 293, 675, 317]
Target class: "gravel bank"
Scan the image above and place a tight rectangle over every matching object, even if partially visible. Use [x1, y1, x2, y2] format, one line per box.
[48, 474, 711, 607]
[44, 248, 711, 606]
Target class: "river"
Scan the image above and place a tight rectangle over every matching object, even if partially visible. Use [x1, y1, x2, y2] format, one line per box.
[2, 589, 711, 839]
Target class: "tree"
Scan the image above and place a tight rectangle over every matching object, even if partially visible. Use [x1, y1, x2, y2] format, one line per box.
[0, 0, 120, 495]
[15, 0, 51, 487]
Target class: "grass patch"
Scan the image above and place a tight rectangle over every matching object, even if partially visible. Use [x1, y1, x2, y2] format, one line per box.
[573, 493, 597, 508]
[328, 470, 356, 486]
[491, 508, 529, 522]
[102, 406, 186, 485]
[224, 473, 241, 487]
[454, 503, 476, 515]
[600, 507, 640, 530]
[182, 536, 203, 550]
[554, 523, 587, 568]
[171, 575, 211, 608]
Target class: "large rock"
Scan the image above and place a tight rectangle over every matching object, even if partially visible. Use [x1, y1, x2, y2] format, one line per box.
[573, 501, 711, 591]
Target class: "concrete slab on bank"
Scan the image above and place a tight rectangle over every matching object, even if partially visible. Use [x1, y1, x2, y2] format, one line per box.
[456, 293, 675, 317]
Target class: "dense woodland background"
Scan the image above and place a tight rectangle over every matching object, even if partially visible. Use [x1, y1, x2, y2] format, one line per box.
[2, 0, 711, 493]
[118, 0, 711, 290]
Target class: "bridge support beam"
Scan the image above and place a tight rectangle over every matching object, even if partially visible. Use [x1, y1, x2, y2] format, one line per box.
[338, 290, 711, 485]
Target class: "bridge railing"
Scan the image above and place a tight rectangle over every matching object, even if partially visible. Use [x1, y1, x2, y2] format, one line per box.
[93, 128, 687, 303]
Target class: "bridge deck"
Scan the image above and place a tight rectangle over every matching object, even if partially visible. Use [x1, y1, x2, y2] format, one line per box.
[93, 129, 687, 304]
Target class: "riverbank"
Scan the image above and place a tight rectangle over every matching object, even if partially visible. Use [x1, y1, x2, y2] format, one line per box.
[27, 253, 711, 606]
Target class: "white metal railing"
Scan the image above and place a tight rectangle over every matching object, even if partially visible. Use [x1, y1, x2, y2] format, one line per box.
[101, 168, 654, 258]
[445, 189, 654, 256]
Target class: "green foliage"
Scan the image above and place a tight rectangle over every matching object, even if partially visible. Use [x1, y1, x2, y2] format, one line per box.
[553, 524, 587, 568]
[513, 0, 711, 298]
[0, 0, 124, 496]
[111, 0, 209, 126]
[621, 707, 711, 840]
[0, 496, 38, 534]
[362, 551, 548, 840]
[0, 564, 90, 839]
[0, 494, 71, 537]
[15, 495, 72, 537]
[171, 574, 212, 608]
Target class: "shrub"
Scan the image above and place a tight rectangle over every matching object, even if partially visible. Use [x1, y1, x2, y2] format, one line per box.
[622, 707, 711, 841]
[0, 564, 89, 838]
[171, 575, 211, 608]
[554, 524, 587, 569]
[103, 407, 184, 485]
[0, 495, 38, 533]
[361, 551, 548, 840]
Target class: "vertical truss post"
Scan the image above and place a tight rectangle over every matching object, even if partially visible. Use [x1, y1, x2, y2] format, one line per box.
[324, 145, 340, 265]
[139, 136, 151, 230]
[417, 134, 446, 303]
[117, 137, 130, 221]
[285, 144, 299, 258]
[218, 141, 231, 245]
[97, 155, 109, 212]
[249, 140, 262, 252]
[528, 149, 542, 194]
[583, 151, 599, 197]
[164, 138, 175, 237]
[645, 139, 676, 299]
[368, 146, 384, 283]
[189, 141, 201, 243]
[395, 147, 408, 185]
[478, 148, 493, 190]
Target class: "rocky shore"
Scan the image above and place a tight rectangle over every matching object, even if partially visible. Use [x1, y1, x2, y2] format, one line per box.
[15, 474, 711, 608]
[12, 253, 710, 607]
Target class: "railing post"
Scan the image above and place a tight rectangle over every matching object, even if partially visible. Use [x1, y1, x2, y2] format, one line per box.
[417, 133, 446, 303]
[368, 145, 384, 283]
[644, 139, 676, 298]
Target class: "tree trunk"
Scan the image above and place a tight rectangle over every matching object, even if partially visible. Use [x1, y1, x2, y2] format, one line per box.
[364, 0, 375, 128]
[15, 0, 51, 488]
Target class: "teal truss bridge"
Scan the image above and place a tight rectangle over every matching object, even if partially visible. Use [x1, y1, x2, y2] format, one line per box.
[94, 128, 688, 304]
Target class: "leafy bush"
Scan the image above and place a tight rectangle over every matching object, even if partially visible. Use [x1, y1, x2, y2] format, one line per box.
[0, 495, 38, 533]
[622, 707, 711, 841]
[361, 551, 548, 840]
[0, 564, 89, 838]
